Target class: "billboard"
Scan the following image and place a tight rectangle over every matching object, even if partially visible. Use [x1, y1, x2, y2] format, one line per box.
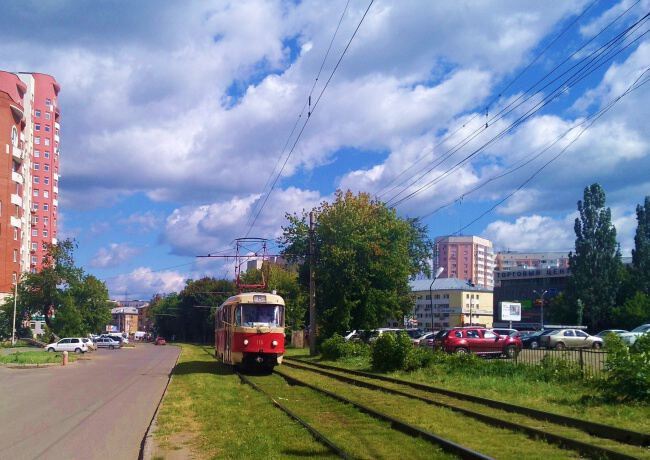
[500, 302, 521, 321]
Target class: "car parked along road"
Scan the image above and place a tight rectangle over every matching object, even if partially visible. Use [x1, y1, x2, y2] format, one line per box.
[433, 327, 522, 358]
[45, 338, 88, 353]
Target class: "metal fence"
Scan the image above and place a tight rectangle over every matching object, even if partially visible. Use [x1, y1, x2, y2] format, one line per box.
[514, 348, 608, 378]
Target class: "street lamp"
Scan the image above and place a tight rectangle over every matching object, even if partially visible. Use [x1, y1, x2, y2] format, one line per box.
[533, 289, 549, 329]
[429, 267, 445, 330]
[11, 273, 23, 346]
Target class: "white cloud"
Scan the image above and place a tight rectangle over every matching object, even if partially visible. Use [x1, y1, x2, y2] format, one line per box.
[90, 243, 140, 268]
[119, 211, 161, 232]
[484, 214, 575, 252]
[106, 267, 187, 299]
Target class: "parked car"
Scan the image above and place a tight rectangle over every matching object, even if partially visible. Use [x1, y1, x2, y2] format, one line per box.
[45, 338, 88, 353]
[491, 328, 520, 338]
[414, 331, 437, 347]
[368, 328, 402, 342]
[424, 329, 449, 348]
[538, 328, 603, 349]
[81, 338, 97, 351]
[619, 324, 650, 346]
[433, 327, 522, 358]
[521, 330, 555, 349]
[95, 337, 122, 349]
[155, 337, 167, 346]
[595, 329, 628, 339]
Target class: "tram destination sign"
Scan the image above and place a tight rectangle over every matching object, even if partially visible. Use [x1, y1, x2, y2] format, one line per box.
[500, 302, 522, 321]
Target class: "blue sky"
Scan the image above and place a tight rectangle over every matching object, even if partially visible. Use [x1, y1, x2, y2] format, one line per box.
[1, 0, 649, 298]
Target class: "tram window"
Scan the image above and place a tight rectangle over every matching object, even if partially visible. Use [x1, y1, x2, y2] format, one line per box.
[235, 307, 242, 326]
[240, 305, 284, 327]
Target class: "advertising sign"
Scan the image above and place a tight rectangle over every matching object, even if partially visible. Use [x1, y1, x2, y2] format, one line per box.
[106, 324, 118, 332]
[500, 302, 522, 321]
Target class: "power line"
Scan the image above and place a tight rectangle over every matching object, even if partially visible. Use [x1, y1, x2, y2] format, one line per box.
[382, 4, 646, 206]
[245, 0, 375, 237]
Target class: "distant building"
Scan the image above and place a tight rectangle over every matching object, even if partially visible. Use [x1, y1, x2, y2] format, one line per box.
[111, 300, 151, 333]
[246, 256, 287, 272]
[411, 278, 494, 330]
[111, 306, 139, 335]
[433, 236, 495, 288]
[495, 251, 569, 278]
[493, 266, 571, 329]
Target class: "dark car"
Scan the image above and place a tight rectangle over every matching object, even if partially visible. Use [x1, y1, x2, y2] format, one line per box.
[433, 327, 522, 358]
[521, 330, 555, 349]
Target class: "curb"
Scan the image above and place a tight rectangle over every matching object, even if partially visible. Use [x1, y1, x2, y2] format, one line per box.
[2, 362, 62, 369]
[139, 346, 182, 460]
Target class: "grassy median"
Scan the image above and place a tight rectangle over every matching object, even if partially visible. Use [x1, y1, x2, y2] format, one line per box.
[153, 344, 336, 459]
[0, 350, 78, 364]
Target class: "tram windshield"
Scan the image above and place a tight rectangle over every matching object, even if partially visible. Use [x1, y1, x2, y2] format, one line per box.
[236, 304, 284, 327]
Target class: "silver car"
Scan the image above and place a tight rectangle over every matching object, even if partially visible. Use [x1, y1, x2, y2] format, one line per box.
[539, 329, 604, 349]
[619, 324, 650, 346]
[95, 337, 122, 350]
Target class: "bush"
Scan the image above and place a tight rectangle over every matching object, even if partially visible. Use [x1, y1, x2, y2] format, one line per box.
[404, 346, 435, 371]
[371, 332, 413, 372]
[320, 333, 369, 360]
[600, 333, 650, 402]
[535, 355, 584, 383]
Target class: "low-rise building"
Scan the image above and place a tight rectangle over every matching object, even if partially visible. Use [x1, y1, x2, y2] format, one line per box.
[111, 306, 139, 335]
[411, 278, 494, 330]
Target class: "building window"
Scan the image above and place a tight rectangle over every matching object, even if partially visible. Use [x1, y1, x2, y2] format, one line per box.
[35, 109, 41, 117]
[45, 98, 52, 105]
[31, 242, 37, 250]
[44, 217, 48, 226]
[45, 112, 51, 120]
[31, 256, 37, 264]
[44, 164, 50, 172]
[32, 229, 38, 236]
[43, 204, 48, 211]
[45, 125, 51, 132]
[35, 123, 41, 131]
[33, 189, 39, 197]
[44, 177, 49, 185]
[33, 203, 39, 211]
[44, 138, 50, 146]
[14, 228, 18, 240]
[34, 163, 40, 170]
[13, 249, 17, 262]
[33, 176, 40, 184]
[44, 151, 50, 158]
[43, 190, 49, 198]
[43, 230, 48, 237]
[34, 137, 40, 145]
[11, 126, 18, 145]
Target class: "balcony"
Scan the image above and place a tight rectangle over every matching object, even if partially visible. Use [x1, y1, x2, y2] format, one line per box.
[12, 144, 24, 162]
[54, 134, 60, 143]
[53, 199, 58, 207]
[11, 171, 23, 184]
[10, 216, 21, 228]
[51, 237, 58, 245]
[10, 194, 22, 207]
[55, 122, 60, 130]
[53, 186, 58, 194]
[53, 173, 59, 180]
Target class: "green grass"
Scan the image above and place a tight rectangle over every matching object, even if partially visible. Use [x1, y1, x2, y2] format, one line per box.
[287, 349, 650, 434]
[154, 344, 337, 459]
[0, 340, 32, 348]
[0, 351, 78, 364]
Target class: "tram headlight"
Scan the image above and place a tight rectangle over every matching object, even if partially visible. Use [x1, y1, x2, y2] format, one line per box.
[271, 340, 278, 347]
[243, 339, 249, 346]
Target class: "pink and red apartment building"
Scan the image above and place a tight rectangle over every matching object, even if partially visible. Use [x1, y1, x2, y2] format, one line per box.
[433, 235, 495, 289]
[0, 70, 60, 298]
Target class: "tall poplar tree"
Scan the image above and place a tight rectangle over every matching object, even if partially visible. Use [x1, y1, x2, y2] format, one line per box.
[567, 184, 622, 331]
[632, 196, 650, 294]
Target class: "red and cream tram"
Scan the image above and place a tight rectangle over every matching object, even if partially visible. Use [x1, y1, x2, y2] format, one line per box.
[215, 292, 285, 370]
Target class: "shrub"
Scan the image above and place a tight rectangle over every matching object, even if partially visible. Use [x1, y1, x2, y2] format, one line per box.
[320, 333, 369, 360]
[371, 332, 413, 372]
[600, 333, 650, 402]
[535, 354, 584, 383]
[404, 346, 435, 371]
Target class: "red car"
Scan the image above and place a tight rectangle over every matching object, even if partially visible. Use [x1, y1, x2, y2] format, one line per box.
[433, 327, 522, 358]
[155, 337, 167, 346]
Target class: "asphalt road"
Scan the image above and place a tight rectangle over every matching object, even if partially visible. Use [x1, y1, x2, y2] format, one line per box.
[0, 343, 180, 460]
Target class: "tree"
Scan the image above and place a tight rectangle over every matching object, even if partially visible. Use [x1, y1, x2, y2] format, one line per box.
[611, 292, 650, 330]
[12, 240, 111, 338]
[279, 190, 433, 338]
[567, 184, 622, 331]
[632, 196, 650, 294]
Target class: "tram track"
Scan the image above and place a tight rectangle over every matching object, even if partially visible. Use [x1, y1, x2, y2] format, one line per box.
[236, 371, 352, 459]
[286, 357, 650, 447]
[281, 358, 649, 460]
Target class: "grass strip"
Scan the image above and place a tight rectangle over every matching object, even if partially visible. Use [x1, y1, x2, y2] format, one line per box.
[247, 373, 456, 460]
[287, 360, 650, 459]
[153, 344, 336, 459]
[279, 364, 583, 460]
[286, 349, 650, 434]
[0, 351, 77, 364]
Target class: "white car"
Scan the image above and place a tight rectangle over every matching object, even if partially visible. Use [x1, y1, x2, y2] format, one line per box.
[45, 338, 88, 353]
[82, 338, 97, 351]
[619, 324, 650, 346]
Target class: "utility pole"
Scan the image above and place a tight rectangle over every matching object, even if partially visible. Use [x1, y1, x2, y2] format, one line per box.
[11, 277, 18, 346]
[309, 211, 317, 356]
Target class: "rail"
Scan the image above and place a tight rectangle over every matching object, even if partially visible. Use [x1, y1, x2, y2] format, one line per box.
[285, 357, 650, 448]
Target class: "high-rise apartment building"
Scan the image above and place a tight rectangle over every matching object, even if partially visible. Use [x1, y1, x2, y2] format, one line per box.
[432, 235, 495, 289]
[495, 251, 569, 272]
[0, 70, 60, 299]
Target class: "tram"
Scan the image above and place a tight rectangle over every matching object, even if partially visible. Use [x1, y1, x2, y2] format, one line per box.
[215, 291, 285, 370]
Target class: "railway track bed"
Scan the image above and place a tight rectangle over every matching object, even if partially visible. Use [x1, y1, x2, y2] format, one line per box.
[274, 358, 650, 459]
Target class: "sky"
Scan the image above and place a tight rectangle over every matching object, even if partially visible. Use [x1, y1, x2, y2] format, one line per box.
[1, 0, 649, 299]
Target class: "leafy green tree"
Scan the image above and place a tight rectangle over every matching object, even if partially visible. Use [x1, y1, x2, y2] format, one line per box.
[71, 275, 112, 333]
[611, 291, 650, 330]
[566, 184, 622, 331]
[279, 190, 433, 338]
[632, 196, 650, 294]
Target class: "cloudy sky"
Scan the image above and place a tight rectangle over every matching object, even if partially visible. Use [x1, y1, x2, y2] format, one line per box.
[2, 0, 649, 298]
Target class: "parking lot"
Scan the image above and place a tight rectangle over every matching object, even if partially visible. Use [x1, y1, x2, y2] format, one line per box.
[0, 343, 179, 460]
